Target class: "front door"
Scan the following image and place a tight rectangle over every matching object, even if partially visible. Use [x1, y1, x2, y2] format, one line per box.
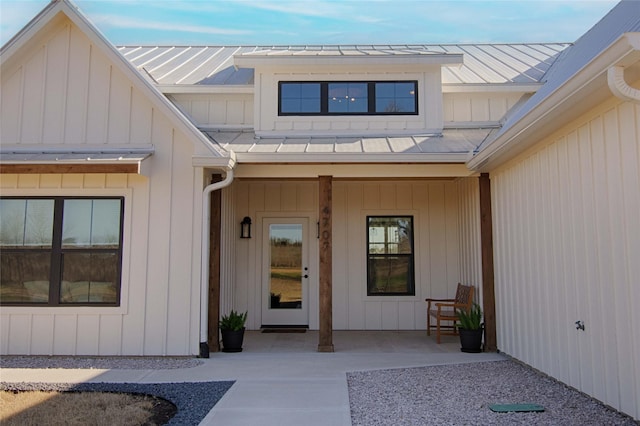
[261, 218, 309, 326]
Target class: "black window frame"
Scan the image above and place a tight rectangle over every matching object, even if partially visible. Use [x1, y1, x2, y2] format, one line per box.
[0, 196, 125, 307]
[278, 80, 419, 116]
[366, 215, 415, 296]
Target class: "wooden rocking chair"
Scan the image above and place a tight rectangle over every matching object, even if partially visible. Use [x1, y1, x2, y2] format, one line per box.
[426, 283, 475, 343]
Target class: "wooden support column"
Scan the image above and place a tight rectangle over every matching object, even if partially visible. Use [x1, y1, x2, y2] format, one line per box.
[479, 173, 497, 352]
[208, 174, 222, 353]
[318, 175, 334, 352]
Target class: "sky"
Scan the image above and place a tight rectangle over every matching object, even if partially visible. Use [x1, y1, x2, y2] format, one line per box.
[1, 0, 621, 47]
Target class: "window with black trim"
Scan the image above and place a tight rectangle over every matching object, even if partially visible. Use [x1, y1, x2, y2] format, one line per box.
[279, 81, 418, 116]
[367, 216, 415, 296]
[0, 197, 124, 306]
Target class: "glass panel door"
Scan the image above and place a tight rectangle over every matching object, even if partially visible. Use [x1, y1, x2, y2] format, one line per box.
[262, 218, 308, 326]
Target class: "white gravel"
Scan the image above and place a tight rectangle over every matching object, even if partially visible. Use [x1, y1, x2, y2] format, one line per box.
[347, 360, 637, 425]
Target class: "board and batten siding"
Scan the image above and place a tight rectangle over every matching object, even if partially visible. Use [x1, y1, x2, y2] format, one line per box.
[332, 180, 461, 330]
[443, 92, 525, 125]
[170, 93, 254, 128]
[254, 69, 443, 135]
[456, 177, 483, 307]
[231, 179, 465, 330]
[231, 180, 319, 329]
[0, 146, 203, 356]
[0, 15, 206, 356]
[1, 20, 156, 146]
[490, 98, 640, 419]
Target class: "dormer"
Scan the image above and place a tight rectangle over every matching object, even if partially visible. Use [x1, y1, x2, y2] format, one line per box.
[232, 46, 463, 137]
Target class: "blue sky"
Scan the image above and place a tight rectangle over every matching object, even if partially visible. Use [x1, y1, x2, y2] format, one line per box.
[1, 0, 620, 47]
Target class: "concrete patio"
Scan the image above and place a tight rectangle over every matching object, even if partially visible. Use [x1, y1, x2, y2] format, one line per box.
[1, 331, 506, 425]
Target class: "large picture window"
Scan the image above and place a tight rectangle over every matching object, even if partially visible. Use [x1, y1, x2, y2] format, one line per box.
[0, 197, 124, 306]
[367, 216, 415, 296]
[279, 81, 418, 116]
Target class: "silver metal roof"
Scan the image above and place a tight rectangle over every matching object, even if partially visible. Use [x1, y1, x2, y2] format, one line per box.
[0, 146, 154, 164]
[203, 129, 490, 163]
[489, 1, 640, 144]
[118, 44, 570, 86]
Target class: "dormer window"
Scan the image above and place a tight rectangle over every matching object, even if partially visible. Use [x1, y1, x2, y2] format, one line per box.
[279, 81, 418, 116]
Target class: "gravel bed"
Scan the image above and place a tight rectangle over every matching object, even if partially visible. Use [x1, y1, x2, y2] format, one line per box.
[1, 381, 234, 426]
[348, 360, 637, 425]
[0, 356, 203, 369]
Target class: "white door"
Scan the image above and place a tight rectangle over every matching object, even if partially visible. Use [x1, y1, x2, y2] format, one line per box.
[261, 218, 309, 326]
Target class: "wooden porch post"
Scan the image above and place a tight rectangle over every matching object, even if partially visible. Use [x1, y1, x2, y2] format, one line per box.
[318, 175, 334, 352]
[479, 173, 497, 352]
[208, 174, 222, 352]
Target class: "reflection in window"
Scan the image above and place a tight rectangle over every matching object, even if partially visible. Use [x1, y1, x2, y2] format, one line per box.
[328, 83, 368, 113]
[63, 199, 122, 247]
[0, 197, 123, 306]
[279, 81, 418, 116]
[280, 82, 321, 113]
[367, 216, 415, 296]
[0, 199, 54, 247]
[375, 82, 417, 113]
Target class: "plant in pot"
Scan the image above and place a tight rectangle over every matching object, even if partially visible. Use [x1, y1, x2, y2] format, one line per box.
[457, 302, 483, 353]
[220, 310, 247, 353]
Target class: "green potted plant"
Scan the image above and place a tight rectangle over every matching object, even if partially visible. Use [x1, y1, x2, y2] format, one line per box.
[220, 310, 247, 352]
[457, 302, 483, 353]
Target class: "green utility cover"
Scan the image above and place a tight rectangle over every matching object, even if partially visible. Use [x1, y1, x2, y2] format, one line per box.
[489, 403, 545, 413]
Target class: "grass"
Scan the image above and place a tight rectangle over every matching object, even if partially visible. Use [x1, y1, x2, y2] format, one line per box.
[0, 390, 176, 426]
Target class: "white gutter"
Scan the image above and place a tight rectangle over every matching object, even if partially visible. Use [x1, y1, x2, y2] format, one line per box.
[607, 65, 640, 103]
[199, 168, 234, 358]
[467, 33, 640, 171]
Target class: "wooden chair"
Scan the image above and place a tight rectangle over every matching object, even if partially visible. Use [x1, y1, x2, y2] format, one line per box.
[426, 283, 475, 343]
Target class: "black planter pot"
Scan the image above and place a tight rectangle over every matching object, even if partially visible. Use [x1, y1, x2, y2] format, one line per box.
[221, 328, 245, 352]
[459, 327, 483, 353]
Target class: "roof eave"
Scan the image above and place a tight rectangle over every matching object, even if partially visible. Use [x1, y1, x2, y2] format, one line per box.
[233, 53, 463, 68]
[467, 33, 640, 172]
[234, 153, 469, 164]
[1, 0, 231, 162]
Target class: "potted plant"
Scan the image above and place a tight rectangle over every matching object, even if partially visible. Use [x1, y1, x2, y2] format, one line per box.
[270, 292, 281, 308]
[220, 310, 247, 352]
[457, 302, 483, 353]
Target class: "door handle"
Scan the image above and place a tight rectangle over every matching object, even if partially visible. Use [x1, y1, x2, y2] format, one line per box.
[304, 274, 309, 279]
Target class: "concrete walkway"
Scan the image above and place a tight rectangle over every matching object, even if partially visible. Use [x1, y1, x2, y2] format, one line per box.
[1, 331, 506, 425]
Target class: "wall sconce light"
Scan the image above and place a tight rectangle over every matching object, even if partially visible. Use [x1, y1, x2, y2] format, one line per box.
[240, 216, 252, 239]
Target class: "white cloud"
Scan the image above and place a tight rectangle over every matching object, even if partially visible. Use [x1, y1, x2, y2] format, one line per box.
[91, 14, 252, 36]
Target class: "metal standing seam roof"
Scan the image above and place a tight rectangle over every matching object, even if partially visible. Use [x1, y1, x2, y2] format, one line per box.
[203, 129, 491, 160]
[0, 147, 154, 164]
[117, 44, 570, 86]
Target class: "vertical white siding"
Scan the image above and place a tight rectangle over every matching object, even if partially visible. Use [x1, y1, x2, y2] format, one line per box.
[232, 180, 318, 329]
[0, 15, 205, 356]
[254, 70, 442, 135]
[231, 179, 463, 330]
[443, 92, 524, 124]
[170, 93, 254, 128]
[1, 18, 154, 147]
[491, 99, 640, 419]
[456, 177, 483, 304]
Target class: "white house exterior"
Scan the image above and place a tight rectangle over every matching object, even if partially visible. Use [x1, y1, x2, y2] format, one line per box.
[1, 0, 638, 420]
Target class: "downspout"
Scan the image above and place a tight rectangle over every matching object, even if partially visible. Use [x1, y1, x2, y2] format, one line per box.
[607, 65, 640, 103]
[200, 168, 234, 358]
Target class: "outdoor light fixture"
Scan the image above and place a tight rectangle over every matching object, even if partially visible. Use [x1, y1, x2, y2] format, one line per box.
[240, 216, 252, 239]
